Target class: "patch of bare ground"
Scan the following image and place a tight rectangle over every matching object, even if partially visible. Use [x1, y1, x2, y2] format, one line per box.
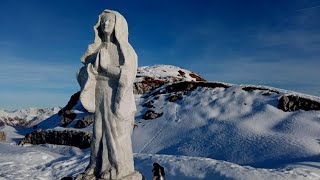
[242, 86, 279, 94]
[278, 95, 320, 112]
[189, 72, 206, 81]
[146, 81, 231, 97]
[134, 76, 166, 94]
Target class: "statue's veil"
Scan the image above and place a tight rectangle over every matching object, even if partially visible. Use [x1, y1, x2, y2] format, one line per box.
[81, 9, 137, 68]
[78, 9, 137, 113]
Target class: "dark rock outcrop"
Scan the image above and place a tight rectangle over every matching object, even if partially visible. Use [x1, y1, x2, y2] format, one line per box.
[178, 70, 186, 77]
[143, 110, 163, 120]
[0, 131, 6, 141]
[74, 115, 94, 128]
[58, 91, 81, 116]
[167, 93, 183, 102]
[74, 120, 86, 128]
[57, 91, 82, 126]
[61, 110, 77, 127]
[134, 77, 166, 94]
[278, 95, 320, 112]
[242, 86, 279, 94]
[189, 72, 206, 81]
[146, 81, 231, 97]
[142, 100, 155, 108]
[19, 129, 92, 149]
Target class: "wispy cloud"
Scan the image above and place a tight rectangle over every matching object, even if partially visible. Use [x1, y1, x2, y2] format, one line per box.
[0, 52, 80, 110]
[0, 62, 77, 87]
[181, 11, 320, 97]
[255, 29, 320, 53]
[296, 5, 320, 12]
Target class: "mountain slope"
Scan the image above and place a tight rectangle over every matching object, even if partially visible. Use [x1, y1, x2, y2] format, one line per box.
[132, 85, 320, 168]
[1, 65, 320, 179]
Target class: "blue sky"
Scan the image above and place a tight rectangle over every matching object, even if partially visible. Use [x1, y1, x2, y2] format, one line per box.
[0, 0, 319, 109]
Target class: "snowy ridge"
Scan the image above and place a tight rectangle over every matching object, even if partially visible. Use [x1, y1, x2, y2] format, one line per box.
[0, 107, 60, 127]
[239, 84, 320, 102]
[136, 65, 204, 82]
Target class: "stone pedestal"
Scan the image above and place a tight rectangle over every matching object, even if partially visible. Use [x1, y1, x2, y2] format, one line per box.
[75, 171, 144, 180]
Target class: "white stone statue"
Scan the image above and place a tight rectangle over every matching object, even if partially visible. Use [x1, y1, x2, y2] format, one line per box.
[76, 9, 142, 180]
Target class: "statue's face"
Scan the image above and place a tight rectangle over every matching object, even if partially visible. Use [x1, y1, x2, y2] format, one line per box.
[101, 13, 116, 35]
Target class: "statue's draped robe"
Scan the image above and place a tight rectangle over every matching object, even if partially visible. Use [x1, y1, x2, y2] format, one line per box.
[77, 9, 138, 179]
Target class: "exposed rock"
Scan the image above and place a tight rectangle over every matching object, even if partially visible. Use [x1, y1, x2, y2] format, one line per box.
[83, 115, 94, 123]
[0, 131, 6, 141]
[134, 77, 166, 94]
[133, 65, 207, 95]
[143, 110, 163, 120]
[61, 110, 77, 127]
[146, 81, 231, 97]
[278, 95, 320, 112]
[167, 93, 183, 102]
[189, 72, 206, 81]
[58, 91, 81, 116]
[142, 100, 155, 108]
[74, 115, 94, 128]
[19, 129, 92, 149]
[242, 86, 279, 94]
[74, 120, 86, 129]
[55, 91, 83, 128]
[178, 70, 186, 77]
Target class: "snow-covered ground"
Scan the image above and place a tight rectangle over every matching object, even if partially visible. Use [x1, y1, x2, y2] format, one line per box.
[1, 65, 320, 179]
[1, 142, 319, 180]
[133, 86, 320, 169]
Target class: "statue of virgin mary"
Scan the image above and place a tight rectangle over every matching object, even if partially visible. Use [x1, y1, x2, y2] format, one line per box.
[76, 9, 142, 180]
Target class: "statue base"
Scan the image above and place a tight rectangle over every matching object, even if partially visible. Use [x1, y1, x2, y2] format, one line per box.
[75, 171, 144, 180]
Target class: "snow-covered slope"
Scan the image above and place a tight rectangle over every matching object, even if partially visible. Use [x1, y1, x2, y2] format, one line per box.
[1, 65, 320, 179]
[0, 143, 319, 180]
[132, 85, 320, 169]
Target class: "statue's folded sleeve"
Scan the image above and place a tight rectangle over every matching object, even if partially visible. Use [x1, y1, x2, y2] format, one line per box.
[114, 50, 137, 120]
[79, 64, 97, 113]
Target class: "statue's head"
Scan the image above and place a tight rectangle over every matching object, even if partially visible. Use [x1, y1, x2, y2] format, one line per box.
[81, 10, 131, 63]
[95, 10, 129, 46]
[100, 13, 116, 39]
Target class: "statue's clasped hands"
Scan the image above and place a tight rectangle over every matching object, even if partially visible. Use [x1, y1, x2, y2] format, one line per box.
[87, 63, 99, 76]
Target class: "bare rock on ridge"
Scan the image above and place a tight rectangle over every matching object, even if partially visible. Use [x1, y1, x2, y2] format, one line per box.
[278, 95, 320, 112]
[74, 115, 94, 128]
